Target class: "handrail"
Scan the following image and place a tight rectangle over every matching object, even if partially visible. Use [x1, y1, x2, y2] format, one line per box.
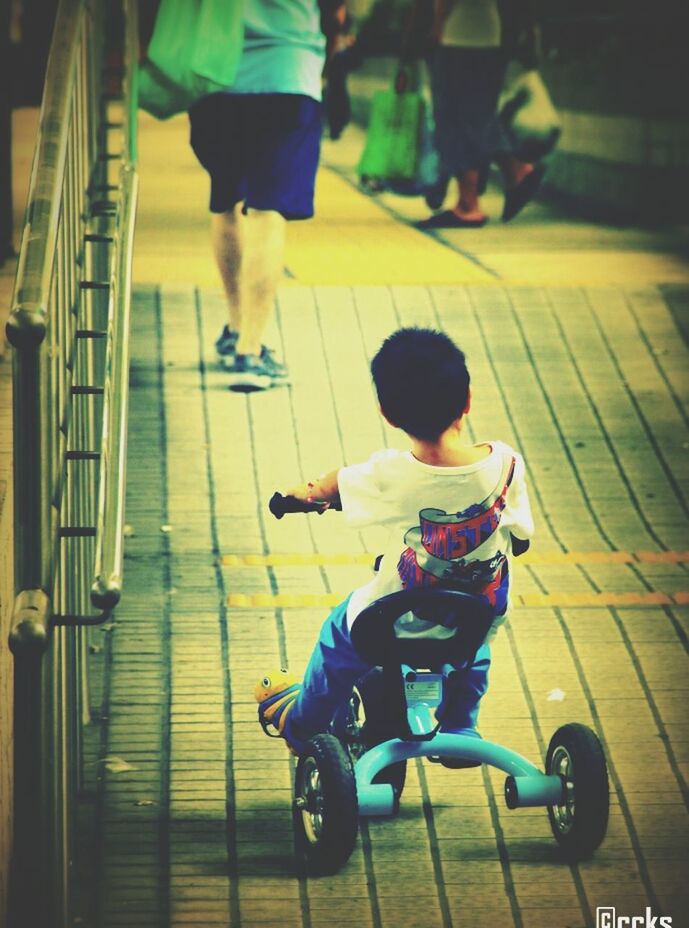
[91, 164, 138, 613]
[6, 0, 139, 924]
[6, 0, 86, 614]
[90, 0, 139, 612]
[7, 0, 81, 350]
[8, 3, 139, 630]
[124, 0, 139, 164]
[7, 590, 51, 656]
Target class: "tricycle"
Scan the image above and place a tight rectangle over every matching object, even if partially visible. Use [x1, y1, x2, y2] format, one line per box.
[267, 492, 610, 874]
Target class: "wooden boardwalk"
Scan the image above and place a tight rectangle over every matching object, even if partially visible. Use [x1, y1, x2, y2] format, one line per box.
[63, 108, 689, 928]
[74, 278, 689, 928]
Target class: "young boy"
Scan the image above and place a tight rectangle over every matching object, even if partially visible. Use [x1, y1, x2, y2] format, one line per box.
[256, 327, 534, 756]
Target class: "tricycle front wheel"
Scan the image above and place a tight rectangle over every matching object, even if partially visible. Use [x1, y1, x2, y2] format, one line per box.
[294, 734, 358, 874]
[546, 723, 609, 858]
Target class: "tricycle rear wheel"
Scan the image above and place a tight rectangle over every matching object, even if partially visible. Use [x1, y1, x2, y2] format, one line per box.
[546, 723, 609, 858]
[294, 734, 358, 874]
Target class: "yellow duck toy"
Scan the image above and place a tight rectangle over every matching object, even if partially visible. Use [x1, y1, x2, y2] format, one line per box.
[255, 668, 301, 737]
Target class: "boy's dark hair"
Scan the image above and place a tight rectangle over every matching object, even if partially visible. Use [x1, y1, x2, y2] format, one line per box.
[371, 328, 470, 441]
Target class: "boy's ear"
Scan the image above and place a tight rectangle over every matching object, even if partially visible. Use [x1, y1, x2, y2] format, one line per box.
[463, 388, 472, 416]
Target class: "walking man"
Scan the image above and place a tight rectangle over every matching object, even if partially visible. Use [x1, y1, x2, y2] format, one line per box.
[189, 1, 341, 390]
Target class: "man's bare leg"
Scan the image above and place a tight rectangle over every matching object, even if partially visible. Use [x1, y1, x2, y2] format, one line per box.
[417, 168, 488, 228]
[452, 168, 488, 223]
[211, 206, 286, 357]
[212, 205, 243, 335]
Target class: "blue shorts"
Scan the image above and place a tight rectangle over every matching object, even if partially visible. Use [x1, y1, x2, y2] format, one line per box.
[188, 93, 322, 218]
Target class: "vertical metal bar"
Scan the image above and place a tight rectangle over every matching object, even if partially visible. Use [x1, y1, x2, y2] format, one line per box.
[123, 0, 139, 166]
[92, 166, 138, 611]
[52, 625, 70, 927]
[8, 591, 51, 927]
[0, 0, 13, 263]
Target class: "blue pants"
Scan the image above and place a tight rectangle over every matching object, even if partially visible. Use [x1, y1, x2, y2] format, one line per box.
[284, 596, 491, 749]
[429, 46, 510, 176]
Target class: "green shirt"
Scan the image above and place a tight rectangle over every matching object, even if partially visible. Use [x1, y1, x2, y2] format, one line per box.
[228, 0, 326, 100]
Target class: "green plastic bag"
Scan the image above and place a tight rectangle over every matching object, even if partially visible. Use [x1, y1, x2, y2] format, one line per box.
[139, 0, 244, 119]
[357, 88, 425, 183]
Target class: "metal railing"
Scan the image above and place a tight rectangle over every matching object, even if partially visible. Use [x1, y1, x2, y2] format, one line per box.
[5, 0, 138, 925]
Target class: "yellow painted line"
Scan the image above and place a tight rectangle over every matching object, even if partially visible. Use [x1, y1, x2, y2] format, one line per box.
[633, 551, 689, 563]
[227, 593, 343, 609]
[222, 552, 376, 567]
[221, 550, 689, 568]
[522, 550, 689, 565]
[513, 592, 675, 608]
[226, 591, 687, 610]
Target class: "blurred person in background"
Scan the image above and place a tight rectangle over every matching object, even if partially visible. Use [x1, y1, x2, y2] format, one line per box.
[188, 0, 348, 391]
[402, 0, 545, 229]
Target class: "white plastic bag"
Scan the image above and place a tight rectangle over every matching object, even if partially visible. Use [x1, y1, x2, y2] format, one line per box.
[499, 68, 561, 163]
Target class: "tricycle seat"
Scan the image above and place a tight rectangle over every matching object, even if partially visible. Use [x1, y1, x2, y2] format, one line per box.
[350, 587, 494, 670]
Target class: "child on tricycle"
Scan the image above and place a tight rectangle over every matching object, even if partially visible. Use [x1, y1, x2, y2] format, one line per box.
[257, 326, 533, 752]
[256, 326, 607, 873]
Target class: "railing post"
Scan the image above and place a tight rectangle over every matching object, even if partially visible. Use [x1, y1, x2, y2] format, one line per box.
[8, 335, 52, 593]
[0, 0, 12, 263]
[7, 591, 55, 928]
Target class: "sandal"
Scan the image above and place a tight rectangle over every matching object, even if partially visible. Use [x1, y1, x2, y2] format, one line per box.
[502, 163, 546, 222]
[415, 210, 488, 230]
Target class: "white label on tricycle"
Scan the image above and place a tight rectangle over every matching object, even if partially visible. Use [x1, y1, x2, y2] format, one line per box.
[405, 679, 442, 702]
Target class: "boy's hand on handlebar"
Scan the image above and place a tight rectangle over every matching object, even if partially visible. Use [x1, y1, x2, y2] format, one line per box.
[271, 470, 342, 519]
[269, 477, 342, 520]
[269, 492, 328, 519]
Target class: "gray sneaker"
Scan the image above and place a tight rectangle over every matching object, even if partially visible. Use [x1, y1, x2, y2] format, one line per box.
[216, 325, 239, 368]
[226, 352, 290, 392]
[260, 345, 289, 383]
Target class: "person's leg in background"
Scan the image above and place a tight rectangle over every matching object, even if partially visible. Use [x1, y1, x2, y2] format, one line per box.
[212, 206, 243, 342]
[418, 47, 495, 229]
[495, 150, 545, 223]
[221, 95, 321, 391]
[450, 167, 488, 224]
[419, 47, 543, 228]
[213, 206, 286, 355]
[212, 205, 287, 389]
[190, 93, 321, 391]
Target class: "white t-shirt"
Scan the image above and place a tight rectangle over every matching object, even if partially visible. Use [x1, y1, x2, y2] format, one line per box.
[440, 0, 502, 49]
[338, 441, 534, 633]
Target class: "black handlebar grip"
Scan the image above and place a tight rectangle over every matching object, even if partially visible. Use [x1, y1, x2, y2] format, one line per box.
[269, 492, 288, 519]
[268, 492, 327, 519]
